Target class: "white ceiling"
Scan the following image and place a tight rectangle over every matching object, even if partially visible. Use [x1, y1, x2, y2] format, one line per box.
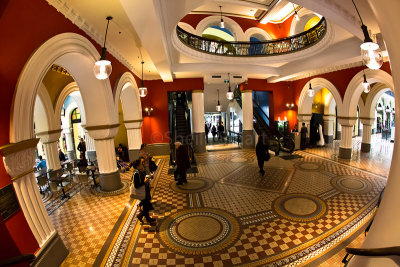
[49, 0, 382, 83]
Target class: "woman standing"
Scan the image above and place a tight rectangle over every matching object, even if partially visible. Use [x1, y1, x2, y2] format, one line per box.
[174, 141, 191, 185]
[256, 136, 270, 176]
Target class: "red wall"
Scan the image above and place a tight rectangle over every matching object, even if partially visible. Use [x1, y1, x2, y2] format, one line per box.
[141, 78, 204, 144]
[180, 14, 294, 39]
[0, 0, 135, 257]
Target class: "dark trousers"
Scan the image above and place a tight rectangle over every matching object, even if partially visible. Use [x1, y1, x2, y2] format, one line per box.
[137, 209, 151, 221]
[257, 159, 264, 174]
[174, 167, 187, 183]
[137, 200, 153, 221]
[301, 137, 307, 150]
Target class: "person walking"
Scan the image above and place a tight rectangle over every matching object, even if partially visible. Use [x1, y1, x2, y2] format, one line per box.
[205, 123, 209, 144]
[77, 138, 86, 159]
[174, 141, 190, 185]
[131, 158, 155, 224]
[218, 122, 225, 142]
[255, 136, 270, 176]
[300, 122, 308, 150]
[211, 125, 217, 142]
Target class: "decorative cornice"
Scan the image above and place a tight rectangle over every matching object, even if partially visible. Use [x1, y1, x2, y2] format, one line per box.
[241, 90, 253, 93]
[35, 129, 63, 136]
[50, 64, 71, 76]
[45, 0, 138, 77]
[12, 169, 35, 181]
[0, 139, 40, 157]
[192, 90, 204, 93]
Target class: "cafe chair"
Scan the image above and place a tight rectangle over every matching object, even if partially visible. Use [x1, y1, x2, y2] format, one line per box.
[77, 173, 90, 189]
[37, 174, 48, 194]
[49, 181, 60, 194]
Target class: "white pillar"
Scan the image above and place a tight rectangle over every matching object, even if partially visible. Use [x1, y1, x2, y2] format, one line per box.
[0, 139, 57, 247]
[242, 90, 255, 148]
[86, 124, 122, 191]
[125, 120, 143, 160]
[63, 128, 75, 160]
[36, 130, 62, 170]
[192, 90, 206, 152]
[338, 117, 357, 159]
[84, 129, 96, 161]
[360, 118, 374, 152]
[323, 115, 335, 144]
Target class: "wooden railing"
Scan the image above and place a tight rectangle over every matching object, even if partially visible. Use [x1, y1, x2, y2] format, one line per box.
[177, 18, 326, 57]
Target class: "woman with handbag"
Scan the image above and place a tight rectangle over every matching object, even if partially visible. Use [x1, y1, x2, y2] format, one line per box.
[256, 135, 270, 176]
[131, 158, 155, 224]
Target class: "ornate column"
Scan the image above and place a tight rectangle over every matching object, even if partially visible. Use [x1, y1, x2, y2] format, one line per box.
[360, 117, 375, 152]
[192, 90, 206, 153]
[297, 114, 312, 143]
[85, 124, 121, 191]
[242, 90, 255, 149]
[0, 139, 68, 265]
[62, 127, 75, 160]
[124, 119, 143, 161]
[323, 115, 335, 144]
[338, 117, 357, 159]
[84, 129, 96, 161]
[336, 123, 342, 140]
[36, 130, 62, 171]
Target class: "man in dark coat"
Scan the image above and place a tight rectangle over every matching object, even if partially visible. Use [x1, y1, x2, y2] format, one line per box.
[174, 141, 190, 185]
[77, 138, 86, 159]
[255, 135, 269, 176]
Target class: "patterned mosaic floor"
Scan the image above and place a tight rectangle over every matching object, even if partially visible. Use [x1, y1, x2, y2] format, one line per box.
[87, 150, 386, 266]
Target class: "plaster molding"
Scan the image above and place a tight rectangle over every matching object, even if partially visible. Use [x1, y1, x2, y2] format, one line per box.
[172, 19, 334, 65]
[195, 15, 246, 41]
[45, 0, 138, 77]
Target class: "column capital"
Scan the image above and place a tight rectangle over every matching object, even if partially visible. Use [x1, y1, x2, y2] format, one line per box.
[124, 119, 143, 130]
[297, 114, 312, 121]
[35, 129, 62, 144]
[359, 117, 375, 126]
[337, 117, 357, 127]
[323, 114, 336, 121]
[0, 139, 38, 178]
[84, 124, 120, 140]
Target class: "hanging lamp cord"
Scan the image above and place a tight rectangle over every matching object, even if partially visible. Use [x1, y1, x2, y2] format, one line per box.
[141, 61, 144, 87]
[351, 0, 364, 25]
[219, 6, 223, 19]
[103, 17, 112, 48]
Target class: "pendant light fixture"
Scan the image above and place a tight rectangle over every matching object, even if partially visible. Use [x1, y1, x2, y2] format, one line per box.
[362, 69, 370, 93]
[219, 6, 225, 28]
[351, 0, 383, 70]
[226, 73, 234, 100]
[307, 75, 314, 97]
[216, 89, 222, 112]
[292, 3, 300, 21]
[138, 61, 148, 97]
[94, 16, 113, 80]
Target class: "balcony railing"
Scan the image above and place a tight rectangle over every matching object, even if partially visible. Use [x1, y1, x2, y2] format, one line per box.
[177, 17, 327, 57]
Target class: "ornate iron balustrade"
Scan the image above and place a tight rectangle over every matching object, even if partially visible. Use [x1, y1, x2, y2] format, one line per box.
[177, 17, 326, 57]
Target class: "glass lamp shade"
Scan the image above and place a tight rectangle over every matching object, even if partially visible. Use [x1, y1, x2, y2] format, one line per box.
[361, 42, 383, 70]
[93, 60, 112, 80]
[307, 88, 314, 97]
[139, 86, 148, 97]
[220, 19, 225, 28]
[362, 81, 370, 93]
[226, 91, 234, 100]
[216, 104, 222, 112]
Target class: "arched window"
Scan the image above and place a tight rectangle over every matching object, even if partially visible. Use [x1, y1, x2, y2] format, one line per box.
[202, 26, 234, 41]
[304, 16, 320, 31]
[71, 108, 81, 123]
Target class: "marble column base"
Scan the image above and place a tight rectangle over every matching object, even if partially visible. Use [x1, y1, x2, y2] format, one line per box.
[128, 149, 140, 161]
[33, 233, 69, 267]
[324, 135, 334, 144]
[336, 131, 341, 140]
[338, 147, 352, 159]
[361, 143, 371, 152]
[66, 150, 76, 161]
[192, 132, 206, 153]
[99, 170, 122, 192]
[243, 130, 255, 149]
[86, 150, 97, 162]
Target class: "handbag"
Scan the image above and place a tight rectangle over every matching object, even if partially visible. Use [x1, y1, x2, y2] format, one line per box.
[264, 152, 271, 161]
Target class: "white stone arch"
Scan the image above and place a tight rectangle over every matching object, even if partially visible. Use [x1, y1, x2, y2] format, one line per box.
[244, 27, 272, 41]
[289, 9, 320, 36]
[54, 82, 87, 129]
[342, 69, 394, 118]
[34, 83, 58, 134]
[195, 15, 246, 41]
[362, 83, 394, 119]
[113, 72, 143, 122]
[178, 22, 196, 34]
[324, 92, 337, 115]
[11, 32, 116, 143]
[298, 77, 343, 116]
